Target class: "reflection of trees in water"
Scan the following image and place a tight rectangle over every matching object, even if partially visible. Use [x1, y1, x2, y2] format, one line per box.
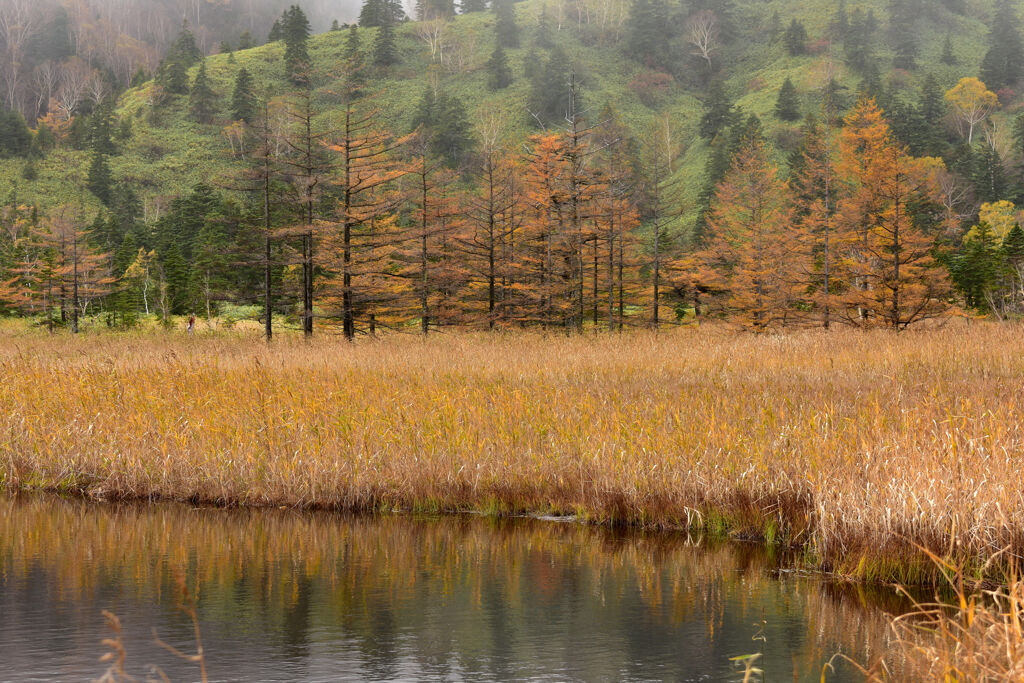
[0, 495, 901, 681]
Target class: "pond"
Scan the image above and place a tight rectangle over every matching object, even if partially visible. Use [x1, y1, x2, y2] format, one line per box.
[0, 494, 903, 682]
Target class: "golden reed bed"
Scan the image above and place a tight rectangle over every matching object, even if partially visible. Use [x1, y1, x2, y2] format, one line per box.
[2, 324, 1023, 585]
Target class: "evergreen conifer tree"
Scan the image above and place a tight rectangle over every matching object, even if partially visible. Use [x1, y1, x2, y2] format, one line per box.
[0, 108, 32, 157]
[87, 152, 113, 206]
[698, 81, 736, 140]
[189, 60, 218, 123]
[269, 19, 283, 41]
[486, 42, 512, 90]
[373, 18, 398, 66]
[282, 5, 312, 84]
[494, 0, 520, 48]
[231, 68, 257, 122]
[626, 0, 670, 68]
[461, 0, 487, 11]
[981, 0, 1024, 90]
[162, 242, 191, 314]
[941, 34, 957, 65]
[775, 77, 801, 121]
[527, 45, 572, 126]
[784, 19, 808, 56]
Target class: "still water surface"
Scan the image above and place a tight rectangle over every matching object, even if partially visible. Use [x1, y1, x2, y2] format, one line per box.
[0, 495, 901, 682]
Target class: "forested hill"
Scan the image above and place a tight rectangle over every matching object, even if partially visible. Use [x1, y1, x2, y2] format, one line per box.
[3, 0, 1024, 332]
[2, 0, 1008, 222]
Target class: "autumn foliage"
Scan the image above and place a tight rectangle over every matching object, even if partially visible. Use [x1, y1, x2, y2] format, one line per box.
[684, 97, 956, 330]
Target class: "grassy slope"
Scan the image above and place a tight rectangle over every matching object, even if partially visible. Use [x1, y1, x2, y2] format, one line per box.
[0, 0, 1003, 233]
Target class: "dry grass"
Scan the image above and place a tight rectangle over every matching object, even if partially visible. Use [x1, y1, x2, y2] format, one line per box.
[2, 324, 1024, 584]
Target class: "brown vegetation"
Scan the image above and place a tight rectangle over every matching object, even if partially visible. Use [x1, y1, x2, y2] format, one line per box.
[1, 325, 1023, 587]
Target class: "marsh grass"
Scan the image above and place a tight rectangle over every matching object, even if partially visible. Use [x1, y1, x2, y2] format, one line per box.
[3, 324, 1024, 585]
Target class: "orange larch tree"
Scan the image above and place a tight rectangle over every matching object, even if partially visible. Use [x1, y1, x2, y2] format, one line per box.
[695, 136, 805, 330]
[835, 97, 953, 329]
[323, 96, 411, 339]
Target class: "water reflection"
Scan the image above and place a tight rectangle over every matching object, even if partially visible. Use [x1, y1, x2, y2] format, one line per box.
[0, 495, 900, 682]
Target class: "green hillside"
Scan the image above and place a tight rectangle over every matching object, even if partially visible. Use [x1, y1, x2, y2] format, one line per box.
[0, 0, 1006, 235]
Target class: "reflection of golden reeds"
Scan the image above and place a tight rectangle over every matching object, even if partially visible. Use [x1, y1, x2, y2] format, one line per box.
[0, 495, 893, 680]
[2, 326, 1023, 583]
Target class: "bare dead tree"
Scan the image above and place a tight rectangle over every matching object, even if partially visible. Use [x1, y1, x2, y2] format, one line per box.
[686, 10, 719, 69]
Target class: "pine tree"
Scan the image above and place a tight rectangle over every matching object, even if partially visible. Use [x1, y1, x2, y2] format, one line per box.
[775, 77, 801, 121]
[231, 68, 257, 123]
[373, 18, 399, 66]
[87, 152, 113, 206]
[486, 42, 512, 90]
[494, 0, 519, 48]
[189, 60, 217, 123]
[783, 19, 808, 56]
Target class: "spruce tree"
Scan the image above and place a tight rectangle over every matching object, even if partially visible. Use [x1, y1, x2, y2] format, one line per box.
[238, 31, 254, 49]
[981, 0, 1024, 91]
[0, 108, 32, 157]
[269, 19, 283, 41]
[940, 34, 957, 66]
[916, 74, 948, 157]
[486, 42, 512, 90]
[231, 68, 257, 122]
[373, 18, 398, 67]
[698, 81, 736, 140]
[189, 59, 217, 123]
[360, 0, 391, 26]
[494, 0, 519, 48]
[783, 19, 808, 56]
[87, 152, 113, 206]
[282, 5, 312, 84]
[972, 144, 1013, 204]
[345, 24, 362, 58]
[626, 0, 670, 68]
[533, 6, 554, 49]
[461, 0, 487, 12]
[527, 44, 572, 126]
[172, 25, 202, 65]
[775, 77, 801, 121]
[89, 102, 117, 156]
[433, 93, 474, 166]
[162, 242, 191, 314]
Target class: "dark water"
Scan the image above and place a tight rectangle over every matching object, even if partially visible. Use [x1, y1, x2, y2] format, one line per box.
[0, 495, 903, 682]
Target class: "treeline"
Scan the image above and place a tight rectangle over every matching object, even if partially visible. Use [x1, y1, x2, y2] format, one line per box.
[9, 0, 1024, 334]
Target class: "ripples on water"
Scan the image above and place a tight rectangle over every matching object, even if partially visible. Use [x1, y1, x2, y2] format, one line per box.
[0, 495, 904, 682]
